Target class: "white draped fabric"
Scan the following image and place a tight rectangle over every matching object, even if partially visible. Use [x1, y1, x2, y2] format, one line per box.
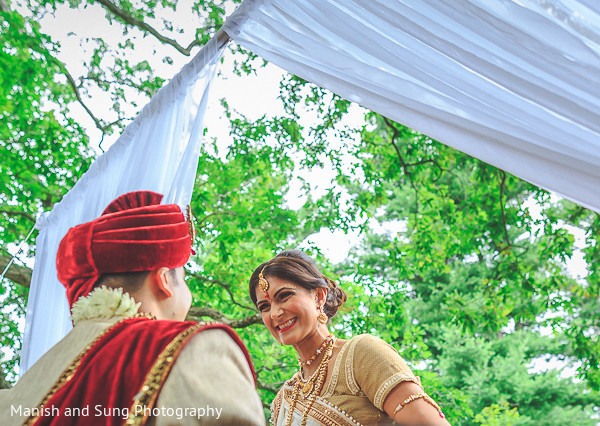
[223, 0, 600, 213]
[20, 33, 228, 373]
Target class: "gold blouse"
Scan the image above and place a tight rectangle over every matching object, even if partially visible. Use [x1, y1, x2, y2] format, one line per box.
[271, 334, 419, 425]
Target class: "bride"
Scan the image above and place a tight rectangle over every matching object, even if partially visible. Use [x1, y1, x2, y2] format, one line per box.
[248, 250, 449, 425]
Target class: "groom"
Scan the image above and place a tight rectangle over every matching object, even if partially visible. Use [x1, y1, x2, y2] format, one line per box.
[0, 191, 265, 425]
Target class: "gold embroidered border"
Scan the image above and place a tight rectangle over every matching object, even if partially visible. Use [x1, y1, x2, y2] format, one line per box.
[282, 386, 360, 426]
[345, 337, 362, 394]
[270, 389, 283, 424]
[373, 372, 420, 410]
[126, 322, 207, 425]
[22, 318, 131, 426]
[321, 338, 351, 398]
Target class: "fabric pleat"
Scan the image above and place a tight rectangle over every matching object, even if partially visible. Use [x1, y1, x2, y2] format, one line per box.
[223, 0, 600, 212]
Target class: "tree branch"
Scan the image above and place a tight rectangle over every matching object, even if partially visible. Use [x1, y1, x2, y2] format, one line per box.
[256, 378, 280, 396]
[186, 306, 261, 328]
[498, 171, 511, 248]
[382, 117, 443, 180]
[0, 0, 9, 13]
[383, 117, 411, 177]
[190, 272, 256, 311]
[383, 116, 420, 224]
[0, 254, 32, 288]
[567, 206, 587, 223]
[60, 64, 109, 135]
[9, 16, 109, 140]
[0, 209, 35, 223]
[95, 0, 202, 56]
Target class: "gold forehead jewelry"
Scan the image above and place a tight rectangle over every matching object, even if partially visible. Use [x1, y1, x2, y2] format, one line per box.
[258, 266, 269, 296]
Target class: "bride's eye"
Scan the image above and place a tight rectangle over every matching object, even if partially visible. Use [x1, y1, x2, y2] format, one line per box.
[278, 291, 293, 301]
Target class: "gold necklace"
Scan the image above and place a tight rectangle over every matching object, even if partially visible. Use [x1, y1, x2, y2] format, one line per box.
[298, 369, 318, 394]
[298, 334, 333, 366]
[285, 336, 336, 426]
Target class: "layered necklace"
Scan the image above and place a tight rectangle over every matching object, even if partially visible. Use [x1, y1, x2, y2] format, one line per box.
[298, 334, 333, 367]
[285, 335, 336, 426]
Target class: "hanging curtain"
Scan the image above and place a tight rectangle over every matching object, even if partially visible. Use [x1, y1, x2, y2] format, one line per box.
[223, 0, 600, 212]
[20, 32, 229, 373]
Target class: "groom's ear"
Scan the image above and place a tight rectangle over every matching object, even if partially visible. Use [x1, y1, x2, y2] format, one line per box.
[150, 267, 173, 298]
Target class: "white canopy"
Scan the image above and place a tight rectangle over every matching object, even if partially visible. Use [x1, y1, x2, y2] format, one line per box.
[223, 0, 600, 213]
[21, 0, 600, 371]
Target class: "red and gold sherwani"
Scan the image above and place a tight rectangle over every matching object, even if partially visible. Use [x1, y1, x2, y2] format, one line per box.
[0, 191, 265, 425]
[0, 287, 265, 425]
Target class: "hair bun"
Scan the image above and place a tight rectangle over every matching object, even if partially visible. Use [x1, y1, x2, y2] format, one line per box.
[323, 276, 347, 318]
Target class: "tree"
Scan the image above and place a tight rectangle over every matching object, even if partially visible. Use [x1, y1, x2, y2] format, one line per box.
[1, 1, 598, 424]
[325, 112, 599, 423]
[1, 0, 95, 378]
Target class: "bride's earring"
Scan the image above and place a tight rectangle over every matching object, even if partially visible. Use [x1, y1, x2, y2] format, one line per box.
[316, 298, 328, 324]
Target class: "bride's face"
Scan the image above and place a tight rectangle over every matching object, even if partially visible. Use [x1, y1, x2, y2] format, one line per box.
[255, 275, 321, 346]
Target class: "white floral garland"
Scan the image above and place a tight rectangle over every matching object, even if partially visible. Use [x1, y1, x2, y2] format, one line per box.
[71, 286, 141, 326]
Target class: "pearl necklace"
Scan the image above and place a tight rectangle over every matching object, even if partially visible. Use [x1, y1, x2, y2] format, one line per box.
[298, 334, 333, 367]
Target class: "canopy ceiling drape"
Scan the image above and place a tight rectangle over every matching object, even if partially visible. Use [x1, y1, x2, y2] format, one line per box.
[224, 0, 600, 213]
[22, 0, 600, 371]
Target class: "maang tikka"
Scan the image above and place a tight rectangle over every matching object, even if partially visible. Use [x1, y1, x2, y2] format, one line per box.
[258, 266, 270, 299]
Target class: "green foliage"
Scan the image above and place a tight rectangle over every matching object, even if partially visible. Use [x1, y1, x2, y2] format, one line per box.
[1, 5, 94, 379]
[474, 401, 519, 426]
[1, 1, 598, 424]
[0, 8, 92, 236]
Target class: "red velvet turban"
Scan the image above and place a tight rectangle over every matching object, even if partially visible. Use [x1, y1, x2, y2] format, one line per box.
[57, 191, 192, 308]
